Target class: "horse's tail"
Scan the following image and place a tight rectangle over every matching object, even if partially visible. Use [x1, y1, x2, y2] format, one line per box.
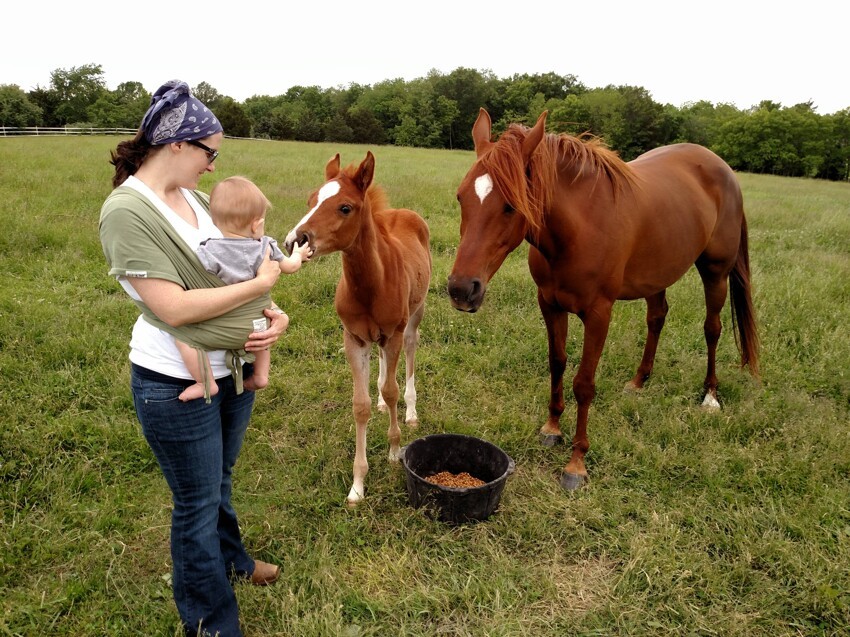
[729, 214, 760, 378]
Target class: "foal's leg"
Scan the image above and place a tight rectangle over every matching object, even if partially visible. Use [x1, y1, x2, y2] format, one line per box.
[625, 290, 669, 391]
[562, 300, 613, 491]
[376, 349, 388, 413]
[379, 333, 404, 462]
[538, 293, 569, 447]
[343, 331, 372, 505]
[696, 262, 729, 410]
[402, 302, 425, 426]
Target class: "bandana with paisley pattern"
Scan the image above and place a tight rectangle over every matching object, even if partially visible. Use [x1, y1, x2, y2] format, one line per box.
[140, 79, 223, 145]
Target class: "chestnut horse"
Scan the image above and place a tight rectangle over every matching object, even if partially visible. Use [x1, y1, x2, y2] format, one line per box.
[285, 151, 431, 505]
[448, 108, 759, 490]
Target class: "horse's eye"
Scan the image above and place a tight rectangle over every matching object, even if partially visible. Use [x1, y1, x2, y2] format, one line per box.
[503, 204, 514, 214]
[340, 204, 352, 215]
[456, 193, 461, 202]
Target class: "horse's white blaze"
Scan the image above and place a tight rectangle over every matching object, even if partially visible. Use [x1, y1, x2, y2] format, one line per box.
[285, 180, 341, 244]
[475, 174, 493, 204]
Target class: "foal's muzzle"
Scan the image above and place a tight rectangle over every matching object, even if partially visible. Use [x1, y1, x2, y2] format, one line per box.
[284, 231, 311, 257]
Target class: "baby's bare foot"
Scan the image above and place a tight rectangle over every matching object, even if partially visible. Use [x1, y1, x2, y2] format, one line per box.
[179, 381, 219, 402]
[243, 375, 268, 392]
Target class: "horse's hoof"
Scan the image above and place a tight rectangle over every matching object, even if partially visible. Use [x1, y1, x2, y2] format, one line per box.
[623, 380, 642, 393]
[559, 472, 587, 491]
[405, 418, 419, 428]
[540, 433, 564, 448]
[701, 393, 721, 410]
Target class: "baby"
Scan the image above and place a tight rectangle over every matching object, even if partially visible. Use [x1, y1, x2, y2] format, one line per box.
[177, 176, 312, 401]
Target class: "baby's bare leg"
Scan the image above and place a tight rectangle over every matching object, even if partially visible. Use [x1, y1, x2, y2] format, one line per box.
[175, 339, 219, 401]
[243, 349, 270, 391]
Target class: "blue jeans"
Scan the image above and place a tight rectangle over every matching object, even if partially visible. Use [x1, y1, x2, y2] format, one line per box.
[131, 364, 257, 637]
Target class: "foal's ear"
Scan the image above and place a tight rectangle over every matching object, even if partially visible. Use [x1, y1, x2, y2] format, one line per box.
[522, 110, 548, 163]
[472, 107, 493, 158]
[355, 151, 375, 192]
[325, 153, 341, 180]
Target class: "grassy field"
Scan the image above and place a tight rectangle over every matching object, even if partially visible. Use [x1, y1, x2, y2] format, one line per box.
[1, 136, 849, 636]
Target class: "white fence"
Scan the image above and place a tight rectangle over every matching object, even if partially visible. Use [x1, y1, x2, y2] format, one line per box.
[0, 126, 137, 137]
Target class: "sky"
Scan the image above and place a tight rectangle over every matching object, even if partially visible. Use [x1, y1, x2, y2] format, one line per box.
[3, 1, 846, 115]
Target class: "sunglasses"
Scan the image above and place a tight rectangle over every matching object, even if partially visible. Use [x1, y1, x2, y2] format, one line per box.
[187, 139, 219, 164]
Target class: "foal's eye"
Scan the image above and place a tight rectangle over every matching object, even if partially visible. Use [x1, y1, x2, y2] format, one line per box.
[339, 204, 352, 215]
[503, 204, 515, 214]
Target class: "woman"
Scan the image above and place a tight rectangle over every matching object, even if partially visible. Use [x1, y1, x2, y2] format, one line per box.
[99, 80, 284, 637]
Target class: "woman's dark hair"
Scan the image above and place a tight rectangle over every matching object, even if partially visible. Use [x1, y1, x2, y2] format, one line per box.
[110, 130, 154, 188]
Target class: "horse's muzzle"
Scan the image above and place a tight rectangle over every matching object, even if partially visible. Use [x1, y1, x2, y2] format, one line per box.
[447, 275, 485, 312]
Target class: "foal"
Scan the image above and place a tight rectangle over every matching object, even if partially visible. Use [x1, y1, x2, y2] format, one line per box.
[285, 152, 431, 504]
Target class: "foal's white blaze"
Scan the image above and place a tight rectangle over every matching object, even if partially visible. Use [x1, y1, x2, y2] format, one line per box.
[285, 180, 341, 244]
[474, 173, 493, 204]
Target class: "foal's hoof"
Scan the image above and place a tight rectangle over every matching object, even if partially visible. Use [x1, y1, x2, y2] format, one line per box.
[559, 472, 587, 491]
[539, 433, 564, 448]
[345, 485, 366, 507]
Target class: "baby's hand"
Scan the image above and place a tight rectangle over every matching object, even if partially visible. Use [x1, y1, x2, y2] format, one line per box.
[294, 241, 314, 262]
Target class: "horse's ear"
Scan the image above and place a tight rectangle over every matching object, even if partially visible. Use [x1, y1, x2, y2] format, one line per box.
[521, 110, 548, 163]
[325, 154, 341, 180]
[355, 151, 375, 192]
[472, 107, 493, 158]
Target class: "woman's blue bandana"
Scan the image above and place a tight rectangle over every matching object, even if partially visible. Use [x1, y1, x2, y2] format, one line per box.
[140, 80, 223, 145]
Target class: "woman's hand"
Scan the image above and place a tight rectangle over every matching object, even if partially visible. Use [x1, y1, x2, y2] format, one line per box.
[245, 308, 289, 352]
[255, 246, 281, 292]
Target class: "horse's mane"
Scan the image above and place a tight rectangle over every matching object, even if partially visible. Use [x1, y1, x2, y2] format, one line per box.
[481, 123, 638, 231]
[342, 162, 390, 212]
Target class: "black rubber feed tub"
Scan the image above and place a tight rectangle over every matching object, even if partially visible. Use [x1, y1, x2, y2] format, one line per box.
[401, 433, 515, 524]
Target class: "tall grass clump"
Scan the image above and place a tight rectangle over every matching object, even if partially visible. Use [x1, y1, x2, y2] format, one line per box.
[1, 136, 848, 636]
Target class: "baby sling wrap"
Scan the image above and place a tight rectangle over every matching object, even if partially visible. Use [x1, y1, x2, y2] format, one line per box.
[100, 186, 271, 402]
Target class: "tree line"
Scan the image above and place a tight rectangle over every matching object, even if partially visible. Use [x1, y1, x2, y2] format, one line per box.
[3, 63, 849, 181]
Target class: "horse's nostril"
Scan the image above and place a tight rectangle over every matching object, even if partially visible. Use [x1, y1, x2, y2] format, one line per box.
[447, 277, 464, 301]
[447, 277, 484, 310]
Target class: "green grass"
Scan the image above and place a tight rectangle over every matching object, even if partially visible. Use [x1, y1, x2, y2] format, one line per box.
[1, 137, 849, 636]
